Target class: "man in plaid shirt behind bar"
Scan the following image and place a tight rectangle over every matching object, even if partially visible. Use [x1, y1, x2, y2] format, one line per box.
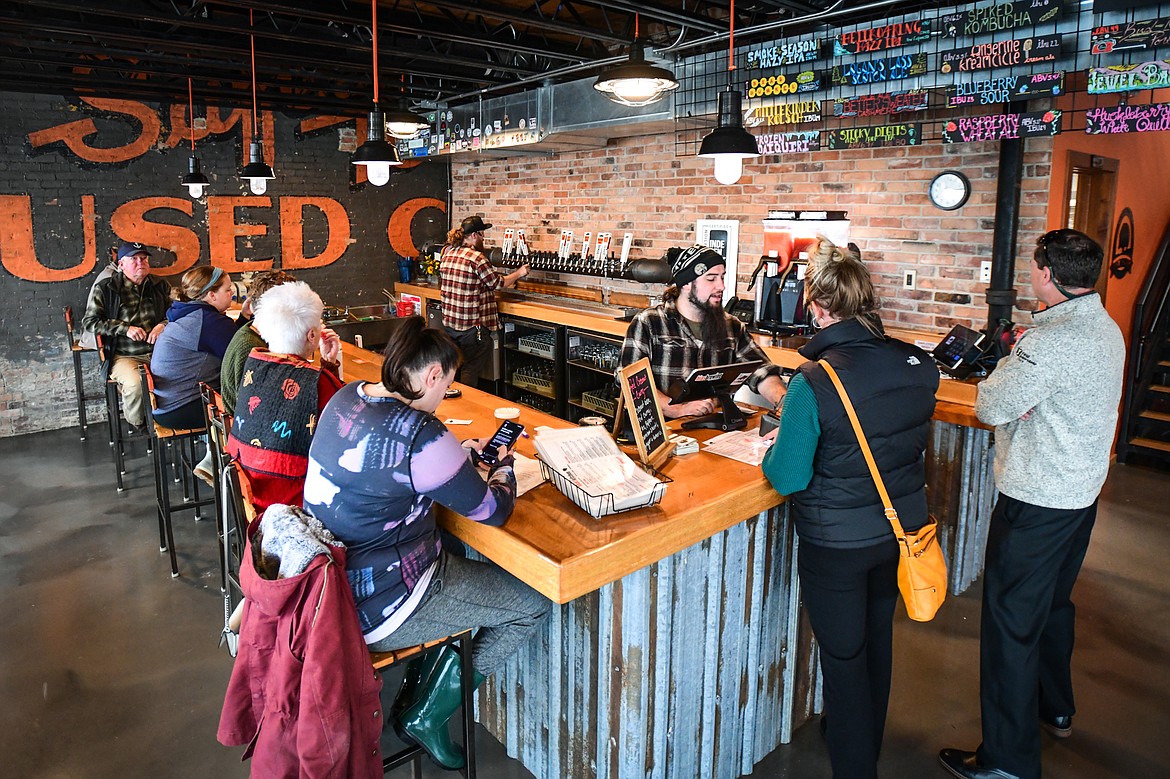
[620, 244, 785, 419]
[439, 215, 529, 388]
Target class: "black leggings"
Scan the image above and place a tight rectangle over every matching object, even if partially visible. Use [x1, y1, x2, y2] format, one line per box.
[799, 537, 900, 779]
[152, 398, 207, 431]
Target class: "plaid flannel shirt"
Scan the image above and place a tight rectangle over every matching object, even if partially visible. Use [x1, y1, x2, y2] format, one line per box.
[81, 271, 172, 360]
[439, 244, 504, 331]
[619, 298, 782, 397]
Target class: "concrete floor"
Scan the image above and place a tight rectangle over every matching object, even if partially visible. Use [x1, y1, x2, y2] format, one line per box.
[2, 427, 1167, 778]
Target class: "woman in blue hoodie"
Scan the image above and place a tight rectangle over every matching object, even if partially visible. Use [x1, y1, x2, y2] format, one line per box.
[150, 266, 241, 430]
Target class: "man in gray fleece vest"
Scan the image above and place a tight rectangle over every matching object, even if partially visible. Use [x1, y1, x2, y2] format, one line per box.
[940, 229, 1124, 779]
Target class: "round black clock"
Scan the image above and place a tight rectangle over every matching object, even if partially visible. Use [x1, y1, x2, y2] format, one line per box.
[928, 171, 971, 211]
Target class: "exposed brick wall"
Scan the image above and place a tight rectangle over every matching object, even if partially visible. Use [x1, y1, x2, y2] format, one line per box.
[0, 90, 449, 437]
[451, 132, 1053, 333]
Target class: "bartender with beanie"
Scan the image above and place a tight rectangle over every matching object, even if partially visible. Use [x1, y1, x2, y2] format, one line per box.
[439, 214, 530, 388]
[619, 244, 785, 419]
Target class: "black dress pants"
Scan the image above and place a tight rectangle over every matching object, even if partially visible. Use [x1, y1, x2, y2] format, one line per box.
[445, 325, 491, 389]
[799, 537, 900, 779]
[976, 494, 1098, 779]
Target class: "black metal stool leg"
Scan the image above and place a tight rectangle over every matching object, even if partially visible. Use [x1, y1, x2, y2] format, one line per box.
[460, 634, 477, 779]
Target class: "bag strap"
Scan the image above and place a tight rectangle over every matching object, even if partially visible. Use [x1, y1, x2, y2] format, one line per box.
[817, 359, 909, 541]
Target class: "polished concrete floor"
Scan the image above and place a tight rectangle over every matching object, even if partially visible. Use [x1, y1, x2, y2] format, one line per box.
[2, 427, 1167, 778]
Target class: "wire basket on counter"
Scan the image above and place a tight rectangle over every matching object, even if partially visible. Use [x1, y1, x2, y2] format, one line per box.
[537, 457, 670, 519]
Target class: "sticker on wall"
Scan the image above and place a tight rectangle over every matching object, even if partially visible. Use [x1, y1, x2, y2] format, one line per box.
[1110, 208, 1135, 280]
[945, 73, 1064, 108]
[940, 36, 1062, 74]
[755, 131, 822, 155]
[942, 110, 1061, 143]
[834, 19, 932, 55]
[940, 0, 1063, 38]
[745, 38, 823, 68]
[1087, 60, 1170, 94]
[744, 100, 822, 128]
[832, 89, 929, 118]
[829, 54, 928, 87]
[826, 123, 920, 150]
[1084, 102, 1170, 134]
[1092, 19, 1170, 54]
[746, 70, 822, 98]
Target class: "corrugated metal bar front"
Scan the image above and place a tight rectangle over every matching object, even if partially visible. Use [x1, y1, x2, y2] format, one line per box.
[474, 504, 812, 779]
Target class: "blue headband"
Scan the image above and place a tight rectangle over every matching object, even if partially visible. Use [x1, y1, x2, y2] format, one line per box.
[196, 267, 225, 299]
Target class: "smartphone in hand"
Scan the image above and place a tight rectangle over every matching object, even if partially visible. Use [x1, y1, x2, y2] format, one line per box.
[478, 420, 524, 466]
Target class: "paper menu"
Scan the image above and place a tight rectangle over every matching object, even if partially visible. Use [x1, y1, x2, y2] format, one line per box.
[534, 426, 665, 517]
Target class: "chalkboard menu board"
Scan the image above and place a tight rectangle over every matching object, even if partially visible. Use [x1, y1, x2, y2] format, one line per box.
[614, 358, 673, 469]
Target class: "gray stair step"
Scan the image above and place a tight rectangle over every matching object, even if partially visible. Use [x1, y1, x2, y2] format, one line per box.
[1129, 437, 1170, 453]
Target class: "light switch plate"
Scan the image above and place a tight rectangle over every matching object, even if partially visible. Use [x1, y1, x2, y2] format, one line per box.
[903, 269, 917, 290]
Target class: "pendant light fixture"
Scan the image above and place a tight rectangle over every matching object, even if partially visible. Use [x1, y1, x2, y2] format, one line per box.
[240, 9, 275, 195]
[351, 0, 402, 186]
[384, 75, 429, 140]
[180, 76, 210, 198]
[593, 14, 679, 107]
[698, 0, 758, 186]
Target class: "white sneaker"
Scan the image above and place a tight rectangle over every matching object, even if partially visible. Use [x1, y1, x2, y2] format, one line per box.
[193, 450, 215, 486]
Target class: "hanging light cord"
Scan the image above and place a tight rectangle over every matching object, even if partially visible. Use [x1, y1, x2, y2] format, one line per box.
[371, 1, 380, 104]
[635, 13, 639, 41]
[250, 9, 259, 138]
[728, 0, 736, 73]
[188, 76, 195, 152]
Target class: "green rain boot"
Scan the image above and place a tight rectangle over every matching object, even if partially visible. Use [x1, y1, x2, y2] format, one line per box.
[390, 648, 442, 741]
[396, 646, 486, 770]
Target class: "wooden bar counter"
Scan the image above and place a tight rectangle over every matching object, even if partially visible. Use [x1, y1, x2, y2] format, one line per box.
[347, 289, 998, 777]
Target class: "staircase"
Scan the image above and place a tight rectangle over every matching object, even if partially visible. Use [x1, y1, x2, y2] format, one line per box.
[1117, 227, 1170, 466]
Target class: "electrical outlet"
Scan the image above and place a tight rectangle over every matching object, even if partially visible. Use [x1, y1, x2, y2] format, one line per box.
[903, 269, 917, 290]
[980, 261, 993, 283]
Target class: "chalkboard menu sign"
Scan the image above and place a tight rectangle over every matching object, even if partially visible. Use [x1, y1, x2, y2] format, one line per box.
[614, 358, 673, 469]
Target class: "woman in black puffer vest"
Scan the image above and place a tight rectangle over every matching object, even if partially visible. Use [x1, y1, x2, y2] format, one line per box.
[762, 237, 939, 779]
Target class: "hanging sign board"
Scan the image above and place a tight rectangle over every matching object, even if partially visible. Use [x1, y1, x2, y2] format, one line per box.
[746, 70, 822, 99]
[756, 131, 822, 155]
[1092, 19, 1170, 54]
[826, 123, 921, 150]
[834, 19, 933, 55]
[1093, 0, 1162, 14]
[1087, 60, 1170, 94]
[942, 110, 1062, 143]
[1085, 102, 1170, 134]
[613, 358, 672, 470]
[941, 0, 1063, 38]
[945, 72, 1065, 107]
[829, 54, 928, 87]
[940, 35, 1062, 74]
[745, 38, 824, 68]
[744, 100, 822, 128]
[832, 89, 930, 118]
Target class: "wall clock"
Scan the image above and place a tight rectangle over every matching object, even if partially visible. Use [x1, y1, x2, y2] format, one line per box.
[929, 170, 971, 211]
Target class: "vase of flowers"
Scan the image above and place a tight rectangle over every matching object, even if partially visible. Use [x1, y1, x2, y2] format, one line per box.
[419, 254, 440, 285]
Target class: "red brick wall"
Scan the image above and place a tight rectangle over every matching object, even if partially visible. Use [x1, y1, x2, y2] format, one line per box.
[451, 132, 1054, 334]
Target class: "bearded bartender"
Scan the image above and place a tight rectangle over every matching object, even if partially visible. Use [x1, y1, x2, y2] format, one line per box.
[619, 244, 786, 419]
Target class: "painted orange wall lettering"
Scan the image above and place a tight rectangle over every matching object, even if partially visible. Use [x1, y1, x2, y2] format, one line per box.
[207, 196, 275, 272]
[280, 197, 350, 269]
[110, 197, 200, 275]
[0, 195, 97, 282]
[28, 98, 161, 163]
[388, 197, 447, 259]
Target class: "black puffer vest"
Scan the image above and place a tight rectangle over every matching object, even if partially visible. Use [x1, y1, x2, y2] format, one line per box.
[790, 319, 939, 548]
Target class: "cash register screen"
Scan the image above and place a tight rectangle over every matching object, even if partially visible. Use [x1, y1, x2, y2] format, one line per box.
[932, 325, 986, 370]
[669, 361, 763, 405]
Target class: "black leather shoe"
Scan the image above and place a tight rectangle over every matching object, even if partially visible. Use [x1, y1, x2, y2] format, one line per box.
[1041, 714, 1072, 738]
[938, 748, 1022, 779]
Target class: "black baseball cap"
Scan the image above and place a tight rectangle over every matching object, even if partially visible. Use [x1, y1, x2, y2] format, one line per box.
[460, 215, 492, 234]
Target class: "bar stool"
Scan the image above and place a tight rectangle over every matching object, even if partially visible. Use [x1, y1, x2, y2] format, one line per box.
[140, 364, 214, 577]
[63, 306, 107, 442]
[219, 458, 256, 657]
[201, 382, 231, 551]
[372, 630, 478, 778]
